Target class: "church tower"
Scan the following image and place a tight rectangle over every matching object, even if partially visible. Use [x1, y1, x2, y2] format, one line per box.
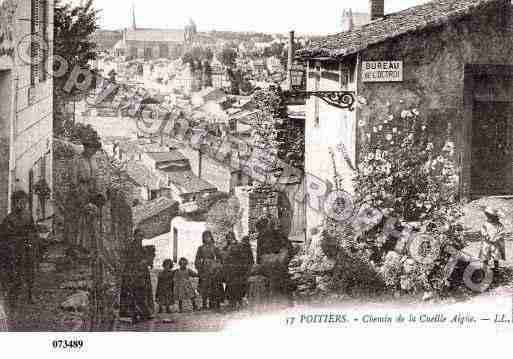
[341, 8, 354, 32]
[131, 1, 137, 30]
[184, 18, 197, 44]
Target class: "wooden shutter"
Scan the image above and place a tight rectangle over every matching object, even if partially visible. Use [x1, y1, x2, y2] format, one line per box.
[30, 0, 40, 86]
[40, 0, 48, 82]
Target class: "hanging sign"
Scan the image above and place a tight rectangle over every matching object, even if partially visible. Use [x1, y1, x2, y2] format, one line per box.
[362, 61, 403, 82]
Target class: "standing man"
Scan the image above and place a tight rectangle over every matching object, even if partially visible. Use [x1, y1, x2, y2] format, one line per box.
[255, 216, 292, 264]
[0, 190, 39, 310]
[195, 231, 224, 311]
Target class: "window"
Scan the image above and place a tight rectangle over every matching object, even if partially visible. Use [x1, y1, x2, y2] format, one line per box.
[144, 48, 152, 59]
[340, 64, 350, 88]
[130, 47, 137, 59]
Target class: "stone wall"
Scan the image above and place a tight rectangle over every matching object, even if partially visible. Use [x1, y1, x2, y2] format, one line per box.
[235, 185, 279, 237]
[53, 139, 137, 330]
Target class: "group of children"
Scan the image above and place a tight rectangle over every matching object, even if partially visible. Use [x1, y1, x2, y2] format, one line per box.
[155, 258, 199, 313]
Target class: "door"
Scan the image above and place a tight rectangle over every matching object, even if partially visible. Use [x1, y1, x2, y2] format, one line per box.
[0, 70, 12, 220]
[471, 101, 512, 196]
[173, 227, 178, 263]
[28, 169, 34, 218]
[277, 191, 292, 238]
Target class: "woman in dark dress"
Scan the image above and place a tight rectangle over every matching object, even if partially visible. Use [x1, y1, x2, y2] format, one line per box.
[240, 235, 255, 298]
[0, 191, 39, 310]
[194, 231, 224, 311]
[120, 229, 154, 323]
[221, 232, 237, 262]
[224, 237, 254, 311]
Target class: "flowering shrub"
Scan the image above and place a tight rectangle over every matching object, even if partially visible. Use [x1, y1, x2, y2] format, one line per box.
[349, 109, 465, 294]
[355, 109, 460, 223]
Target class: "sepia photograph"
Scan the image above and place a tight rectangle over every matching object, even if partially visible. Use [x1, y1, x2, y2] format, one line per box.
[1, 0, 513, 352]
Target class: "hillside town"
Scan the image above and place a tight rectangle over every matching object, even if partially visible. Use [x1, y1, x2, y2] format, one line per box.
[2, 0, 513, 333]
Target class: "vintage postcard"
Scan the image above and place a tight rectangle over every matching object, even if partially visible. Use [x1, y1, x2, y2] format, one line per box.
[1, 0, 513, 355]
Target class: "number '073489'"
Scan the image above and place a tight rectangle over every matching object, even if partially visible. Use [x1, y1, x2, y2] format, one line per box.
[51, 340, 84, 349]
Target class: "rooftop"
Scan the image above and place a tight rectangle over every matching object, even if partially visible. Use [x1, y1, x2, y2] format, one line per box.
[299, 0, 505, 59]
[230, 110, 262, 126]
[165, 170, 217, 194]
[133, 197, 178, 225]
[125, 28, 185, 43]
[118, 138, 169, 154]
[145, 151, 187, 163]
[195, 88, 227, 103]
[125, 161, 163, 190]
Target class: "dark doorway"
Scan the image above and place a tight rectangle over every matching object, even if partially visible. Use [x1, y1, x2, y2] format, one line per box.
[0, 70, 12, 220]
[471, 101, 512, 196]
[173, 227, 178, 263]
[277, 192, 292, 238]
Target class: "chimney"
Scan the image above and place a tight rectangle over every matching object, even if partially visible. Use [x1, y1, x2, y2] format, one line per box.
[369, 0, 384, 21]
[287, 30, 295, 89]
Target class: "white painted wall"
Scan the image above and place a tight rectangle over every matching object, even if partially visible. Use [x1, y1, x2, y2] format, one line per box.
[170, 217, 207, 269]
[0, 0, 54, 221]
[304, 60, 357, 238]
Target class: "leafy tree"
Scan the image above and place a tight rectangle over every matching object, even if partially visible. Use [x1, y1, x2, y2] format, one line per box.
[226, 68, 242, 95]
[181, 52, 195, 67]
[54, 0, 100, 135]
[182, 47, 214, 67]
[202, 60, 213, 87]
[264, 42, 285, 59]
[203, 48, 214, 61]
[239, 77, 253, 95]
[219, 46, 238, 68]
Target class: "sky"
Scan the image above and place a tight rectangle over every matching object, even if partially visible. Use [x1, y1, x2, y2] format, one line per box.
[82, 0, 432, 35]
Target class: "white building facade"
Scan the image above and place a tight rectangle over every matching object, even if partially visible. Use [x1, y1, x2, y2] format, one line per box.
[0, 0, 54, 221]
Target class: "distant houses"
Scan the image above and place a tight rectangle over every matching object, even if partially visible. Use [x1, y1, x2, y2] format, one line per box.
[110, 137, 220, 214]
